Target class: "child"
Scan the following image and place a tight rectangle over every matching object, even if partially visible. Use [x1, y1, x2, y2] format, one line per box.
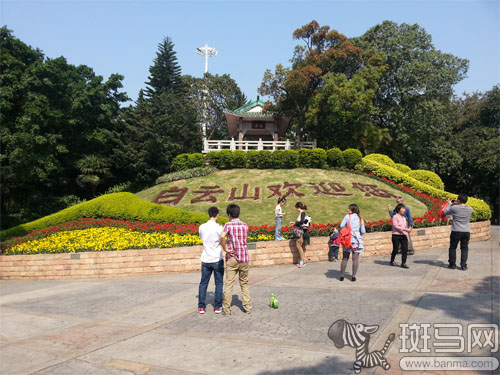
[328, 226, 340, 262]
[275, 197, 287, 241]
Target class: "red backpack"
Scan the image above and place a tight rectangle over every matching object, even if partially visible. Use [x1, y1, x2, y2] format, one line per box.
[339, 214, 359, 250]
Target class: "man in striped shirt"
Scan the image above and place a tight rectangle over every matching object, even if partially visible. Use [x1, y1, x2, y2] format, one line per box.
[221, 204, 252, 315]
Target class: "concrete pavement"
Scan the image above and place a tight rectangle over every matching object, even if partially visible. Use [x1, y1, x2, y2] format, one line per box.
[1, 227, 498, 375]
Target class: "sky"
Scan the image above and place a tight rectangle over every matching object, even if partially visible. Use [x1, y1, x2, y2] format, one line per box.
[2, 0, 499, 105]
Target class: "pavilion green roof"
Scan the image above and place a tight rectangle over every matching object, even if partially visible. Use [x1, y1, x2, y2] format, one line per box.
[230, 99, 267, 114]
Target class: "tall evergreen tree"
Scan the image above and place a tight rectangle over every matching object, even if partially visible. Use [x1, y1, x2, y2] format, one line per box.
[144, 37, 182, 98]
[114, 37, 202, 186]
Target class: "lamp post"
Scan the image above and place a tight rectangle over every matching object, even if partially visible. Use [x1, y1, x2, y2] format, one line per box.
[196, 44, 218, 74]
[196, 44, 218, 140]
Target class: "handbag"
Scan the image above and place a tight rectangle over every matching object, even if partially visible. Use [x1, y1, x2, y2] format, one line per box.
[293, 227, 304, 239]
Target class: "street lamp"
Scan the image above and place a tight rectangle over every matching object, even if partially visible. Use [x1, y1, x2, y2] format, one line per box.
[196, 44, 218, 140]
[196, 44, 218, 74]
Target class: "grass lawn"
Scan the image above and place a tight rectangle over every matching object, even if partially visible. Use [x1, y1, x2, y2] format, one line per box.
[136, 169, 427, 226]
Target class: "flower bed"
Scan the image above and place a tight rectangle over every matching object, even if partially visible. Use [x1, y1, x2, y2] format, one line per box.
[2, 168, 480, 256]
[2, 225, 273, 255]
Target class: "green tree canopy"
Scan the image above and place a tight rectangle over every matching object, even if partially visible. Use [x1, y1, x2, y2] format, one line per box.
[0, 27, 128, 228]
[353, 21, 469, 167]
[183, 73, 247, 139]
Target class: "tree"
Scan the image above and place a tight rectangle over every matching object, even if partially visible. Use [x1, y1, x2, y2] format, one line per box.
[259, 21, 385, 146]
[75, 155, 111, 197]
[0, 28, 128, 228]
[445, 86, 500, 223]
[144, 37, 182, 98]
[113, 37, 202, 186]
[183, 73, 247, 139]
[306, 58, 389, 153]
[353, 21, 469, 166]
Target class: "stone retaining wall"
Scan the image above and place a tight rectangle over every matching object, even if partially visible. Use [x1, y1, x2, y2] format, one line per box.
[0, 221, 491, 280]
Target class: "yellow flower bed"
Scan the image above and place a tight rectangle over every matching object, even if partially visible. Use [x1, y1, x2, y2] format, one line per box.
[6, 227, 273, 255]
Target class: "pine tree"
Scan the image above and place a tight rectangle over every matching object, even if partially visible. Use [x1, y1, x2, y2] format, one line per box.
[144, 37, 182, 98]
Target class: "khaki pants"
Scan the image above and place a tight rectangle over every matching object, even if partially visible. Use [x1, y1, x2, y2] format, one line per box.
[223, 257, 251, 314]
[296, 236, 307, 262]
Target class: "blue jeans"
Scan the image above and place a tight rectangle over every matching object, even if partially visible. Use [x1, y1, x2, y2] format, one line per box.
[329, 245, 339, 260]
[198, 260, 224, 309]
[275, 216, 283, 240]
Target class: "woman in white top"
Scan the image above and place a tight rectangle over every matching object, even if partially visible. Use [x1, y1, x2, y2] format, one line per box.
[275, 197, 286, 241]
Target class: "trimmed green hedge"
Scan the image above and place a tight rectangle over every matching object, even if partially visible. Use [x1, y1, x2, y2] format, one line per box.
[299, 148, 328, 169]
[173, 148, 363, 170]
[171, 153, 205, 171]
[0, 193, 227, 241]
[327, 148, 344, 167]
[357, 159, 491, 221]
[408, 169, 445, 190]
[364, 153, 397, 168]
[342, 149, 363, 169]
[394, 163, 412, 173]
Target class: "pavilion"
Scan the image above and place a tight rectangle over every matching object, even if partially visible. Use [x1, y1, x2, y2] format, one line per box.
[202, 97, 316, 153]
[223, 97, 291, 142]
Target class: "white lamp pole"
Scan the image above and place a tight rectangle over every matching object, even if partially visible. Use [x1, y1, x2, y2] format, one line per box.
[196, 44, 218, 140]
[196, 44, 218, 74]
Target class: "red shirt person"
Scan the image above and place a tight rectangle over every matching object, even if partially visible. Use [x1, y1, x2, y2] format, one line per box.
[221, 204, 252, 315]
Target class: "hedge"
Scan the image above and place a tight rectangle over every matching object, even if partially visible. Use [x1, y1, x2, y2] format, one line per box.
[326, 148, 344, 167]
[0, 193, 227, 241]
[299, 148, 328, 169]
[394, 163, 412, 173]
[408, 169, 445, 190]
[342, 149, 363, 169]
[171, 153, 205, 171]
[364, 153, 397, 168]
[357, 159, 491, 221]
[155, 166, 217, 185]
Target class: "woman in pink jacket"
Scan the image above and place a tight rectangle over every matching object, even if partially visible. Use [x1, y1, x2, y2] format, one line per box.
[390, 204, 412, 268]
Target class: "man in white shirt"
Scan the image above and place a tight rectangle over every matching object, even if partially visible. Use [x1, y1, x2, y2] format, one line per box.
[198, 207, 224, 314]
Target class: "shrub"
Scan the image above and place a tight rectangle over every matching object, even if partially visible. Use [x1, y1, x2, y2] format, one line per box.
[358, 159, 491, 221]
[232, 150, 247, 168]
[282, 149, 299, 168]
[271, 150, 286, 169]
[256, 150, 273, 169]
[187, 153, 205, 169]
[246, 151, 260, 168]
[217, 150, 235, 169]
[0, 193, 227, 241]
[171, 153, 190, 171]
[407, 170, 445, 190]
[342, 148, 363, 168]
[327, 148, 344, 167]
[205, 151, 222, 168]
[364, 153, 397, 168]
[394, 163, 412, 173]
[311, 148, 328, 168]
[155, 166, 217, 185]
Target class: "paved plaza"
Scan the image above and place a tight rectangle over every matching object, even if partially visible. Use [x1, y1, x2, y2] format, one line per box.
[1, 227, 498, 375]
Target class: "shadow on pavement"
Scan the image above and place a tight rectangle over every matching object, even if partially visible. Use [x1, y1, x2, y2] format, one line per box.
[257, 355, 358, 375]
[405, 275, 499, 323]
[324, 269, 343, 279]
[373, 260, 392, 266]
[412, 259, 446, 267]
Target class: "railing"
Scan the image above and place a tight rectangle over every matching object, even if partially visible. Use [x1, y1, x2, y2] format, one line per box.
[202, 139, 317, 153]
